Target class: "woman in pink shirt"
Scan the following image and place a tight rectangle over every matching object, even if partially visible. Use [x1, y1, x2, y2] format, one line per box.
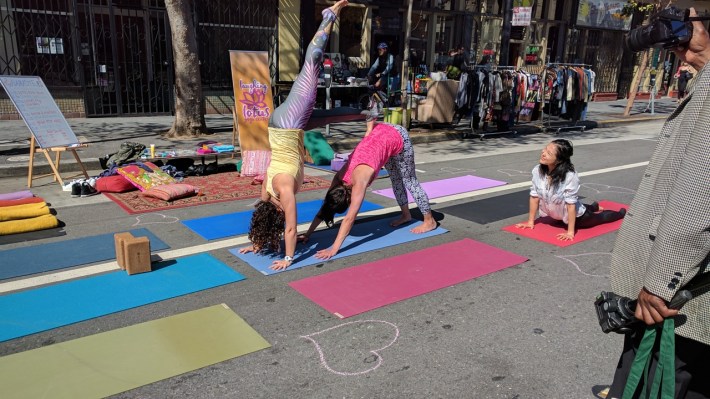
[300, 122, 436, 259]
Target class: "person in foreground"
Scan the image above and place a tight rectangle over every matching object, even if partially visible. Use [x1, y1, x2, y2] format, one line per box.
[239, 0, 349, 271]
[605, 7, 710, 399]
[300, 122, 437, 260]
[515, 139, 626, 241]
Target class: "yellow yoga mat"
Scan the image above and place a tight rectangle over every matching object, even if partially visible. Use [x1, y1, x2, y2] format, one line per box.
[0, 304, 270, 399]
[0, 213, 58, 235]
[0, 201, 50, 221]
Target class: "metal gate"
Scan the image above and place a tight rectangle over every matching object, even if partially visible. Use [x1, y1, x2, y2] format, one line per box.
[76, 0, 173, 116]
[0, 0, 81, 115]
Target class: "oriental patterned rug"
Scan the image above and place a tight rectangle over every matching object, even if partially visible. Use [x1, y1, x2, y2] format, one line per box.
[103, 172, 331, 214]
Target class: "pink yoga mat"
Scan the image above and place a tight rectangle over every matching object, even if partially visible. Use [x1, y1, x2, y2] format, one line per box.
[289, 238, 528, 318]
[371, 175, 507, 202]
[502, 200, 627, 247]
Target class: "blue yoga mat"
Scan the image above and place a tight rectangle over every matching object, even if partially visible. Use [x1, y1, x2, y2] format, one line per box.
[0, 253, 244, 342]
[0, 228, 169, 281]
[229, 218, 448, 275]
[183, 199, 383, 241]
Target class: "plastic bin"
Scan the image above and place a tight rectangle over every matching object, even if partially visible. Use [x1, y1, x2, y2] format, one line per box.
[384, 107, 403, 125]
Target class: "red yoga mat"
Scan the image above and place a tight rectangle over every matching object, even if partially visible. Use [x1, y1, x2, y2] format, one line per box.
[502, 200, 627, 247]
[289, 238, 528, 318]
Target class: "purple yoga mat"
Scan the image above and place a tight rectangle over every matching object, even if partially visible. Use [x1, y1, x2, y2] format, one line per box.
[289, 238, 528, 318]
[371, 175, 507, 202]
[0, 190, 33, 201]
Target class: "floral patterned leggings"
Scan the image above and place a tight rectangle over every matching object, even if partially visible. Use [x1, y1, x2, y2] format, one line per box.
[384, 124, 431, 215]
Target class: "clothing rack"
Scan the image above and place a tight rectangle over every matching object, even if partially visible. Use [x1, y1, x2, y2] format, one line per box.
[464, 65, 520, 139]
[538, 63, 592, 134]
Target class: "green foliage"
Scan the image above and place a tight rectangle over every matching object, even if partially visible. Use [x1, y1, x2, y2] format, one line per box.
[622, 1, 658, 17]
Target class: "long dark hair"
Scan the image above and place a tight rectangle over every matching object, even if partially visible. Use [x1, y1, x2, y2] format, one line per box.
[538, 139, 575, 190]
[247, 200, 285, 253]
[317, 184, 352, 227]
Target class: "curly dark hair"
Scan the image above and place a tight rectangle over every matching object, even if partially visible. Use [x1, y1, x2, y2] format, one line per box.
[539, 139, 575, 190]
[317, 184, 352, 227]
[247, 200, 285, 253]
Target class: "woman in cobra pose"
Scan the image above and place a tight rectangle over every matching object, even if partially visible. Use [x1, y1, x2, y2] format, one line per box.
[299, 121, 437, 260]
[240, 0, 349, 270]
[515, 139, 626, 241]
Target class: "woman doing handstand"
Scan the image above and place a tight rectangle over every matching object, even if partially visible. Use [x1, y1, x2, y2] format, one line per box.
[515, 139, 626, 241]
[240, 0, 349, 270]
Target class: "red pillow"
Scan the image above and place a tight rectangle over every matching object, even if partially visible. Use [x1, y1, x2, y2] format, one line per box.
[96, 175, 137, 193]
[140, 183, 198, 201]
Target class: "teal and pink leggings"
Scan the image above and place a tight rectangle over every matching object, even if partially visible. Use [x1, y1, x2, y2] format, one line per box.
[270, 9, 337, 130]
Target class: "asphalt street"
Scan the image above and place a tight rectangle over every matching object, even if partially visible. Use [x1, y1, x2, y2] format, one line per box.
[0, 119, 665, 398]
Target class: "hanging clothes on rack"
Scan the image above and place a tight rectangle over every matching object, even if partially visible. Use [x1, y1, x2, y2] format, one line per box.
[456, 66, 542, 132]
[542, 64, 595, 124]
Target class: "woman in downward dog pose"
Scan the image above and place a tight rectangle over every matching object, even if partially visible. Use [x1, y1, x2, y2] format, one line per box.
[240, 0, 349, 270]
[515, 139, 626, 241]
[299, 121, 437, 260]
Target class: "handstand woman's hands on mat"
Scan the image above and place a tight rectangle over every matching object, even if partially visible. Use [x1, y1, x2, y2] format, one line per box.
[241, 0, 348, 270]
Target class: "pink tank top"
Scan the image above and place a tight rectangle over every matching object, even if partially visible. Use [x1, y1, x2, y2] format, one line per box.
[342, 123, 403, 186]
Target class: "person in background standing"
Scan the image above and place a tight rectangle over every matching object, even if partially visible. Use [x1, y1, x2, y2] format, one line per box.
[368, 42, 395, 92]
[675, 61, 694, 102]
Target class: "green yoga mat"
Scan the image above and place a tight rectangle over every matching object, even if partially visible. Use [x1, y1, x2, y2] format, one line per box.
[0, 304, 270, 399]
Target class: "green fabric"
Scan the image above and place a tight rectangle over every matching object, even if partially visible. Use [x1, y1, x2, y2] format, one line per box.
[0, 304, 270, 399]
[304, 130, 335, 166]
[622, 318, 676, 399]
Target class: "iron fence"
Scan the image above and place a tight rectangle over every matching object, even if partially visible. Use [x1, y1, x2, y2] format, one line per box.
[1, 0, 277, 117]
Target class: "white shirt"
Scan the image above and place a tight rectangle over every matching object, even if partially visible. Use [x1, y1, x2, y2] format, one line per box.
[529, 165, 586, 224]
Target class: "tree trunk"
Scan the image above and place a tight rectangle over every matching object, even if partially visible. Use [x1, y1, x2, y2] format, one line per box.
[623, 50, 649, 116]
[164, 0, 207, 137]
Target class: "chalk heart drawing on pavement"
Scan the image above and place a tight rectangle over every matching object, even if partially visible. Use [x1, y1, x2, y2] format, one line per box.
[132, 213, 180, 226]
[581, 183, 636, 195]
[440, 167, 477, 174]
[556, 252, 611, 277]
[302, 320, 400, 376]
[498, 169, 529, 177]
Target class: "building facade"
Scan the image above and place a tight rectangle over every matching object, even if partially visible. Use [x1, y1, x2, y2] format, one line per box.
[2, 0, 709, 118]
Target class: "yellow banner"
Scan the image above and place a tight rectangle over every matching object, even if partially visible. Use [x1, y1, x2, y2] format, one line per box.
[230, 51, 274, 176]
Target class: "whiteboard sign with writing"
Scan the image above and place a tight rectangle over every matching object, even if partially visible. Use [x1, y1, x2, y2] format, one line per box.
[0, 75, 79, 148]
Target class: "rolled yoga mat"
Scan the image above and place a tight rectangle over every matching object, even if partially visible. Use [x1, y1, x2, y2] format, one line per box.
[0, 228, 169, 280]
[0, 304, 270, 399]
[289, 238, 528, 318]
[0, 214, 59, 237]
[0, 190, 33, 201]
[0, 196, 45, 207]
[0, 253, 245, 342]
[0, 202, 50, 221]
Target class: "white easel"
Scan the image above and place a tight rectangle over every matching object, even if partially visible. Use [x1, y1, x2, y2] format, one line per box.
[0, 75, 89, 188]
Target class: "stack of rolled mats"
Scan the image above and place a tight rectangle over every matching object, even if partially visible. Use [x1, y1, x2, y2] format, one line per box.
[0, 190, 59, 235]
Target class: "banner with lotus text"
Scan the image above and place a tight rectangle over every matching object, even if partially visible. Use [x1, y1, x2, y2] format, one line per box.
[230, 50, 274, 176]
